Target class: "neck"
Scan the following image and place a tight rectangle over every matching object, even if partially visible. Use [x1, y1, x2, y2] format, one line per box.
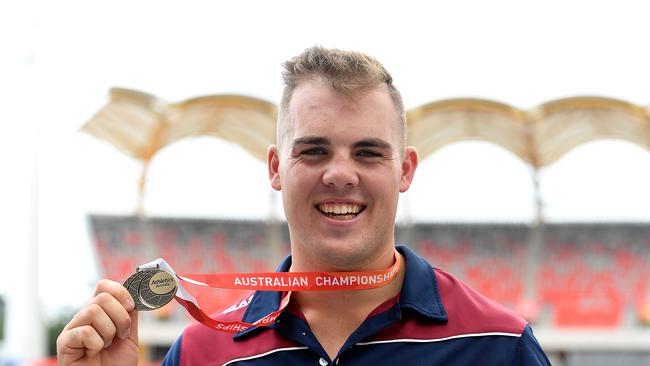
[291, 251, 405, 359]
[295, 256, 404, 312]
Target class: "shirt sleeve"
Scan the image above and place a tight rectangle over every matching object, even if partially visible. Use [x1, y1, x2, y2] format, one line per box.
[511, 325, 551, 366]
[161, 335, 183, 366]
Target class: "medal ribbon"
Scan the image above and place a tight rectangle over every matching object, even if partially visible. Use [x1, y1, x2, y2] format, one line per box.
[137, 253, 400, 333]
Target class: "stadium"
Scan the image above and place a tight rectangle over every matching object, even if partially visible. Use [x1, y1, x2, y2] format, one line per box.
[82, 92, 650, 365]
[3, 2, 650, 365]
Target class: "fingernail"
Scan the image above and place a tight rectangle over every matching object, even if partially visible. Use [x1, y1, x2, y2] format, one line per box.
[120, 327, 131, 339]
[104, 338, 113, 348]
[125, 297, 135, 310]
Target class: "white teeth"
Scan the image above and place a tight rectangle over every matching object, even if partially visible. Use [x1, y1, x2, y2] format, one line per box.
[318, 203, 362, 215]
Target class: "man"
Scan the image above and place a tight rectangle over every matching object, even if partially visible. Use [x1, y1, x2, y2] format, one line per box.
[57, 46, 550, 365]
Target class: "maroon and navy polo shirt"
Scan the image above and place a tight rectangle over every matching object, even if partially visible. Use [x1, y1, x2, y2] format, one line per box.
[162, 245, 550, 365]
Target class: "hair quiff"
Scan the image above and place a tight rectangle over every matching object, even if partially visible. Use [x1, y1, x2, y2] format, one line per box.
[278, 46, 406, 148]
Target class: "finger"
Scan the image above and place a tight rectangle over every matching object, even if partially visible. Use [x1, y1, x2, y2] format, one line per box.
[97, 278, 139, 340]
[127, 308, 139, 343]
[90, 292, 133, 340]
[88, 292, 131, 340]
[94, 279, 136, 311]
[57, 325, 104, 360]
[66, 291, 132, 342]
[80, 302, 118, 347]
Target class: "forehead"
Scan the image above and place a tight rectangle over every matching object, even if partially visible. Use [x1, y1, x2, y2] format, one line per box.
[282, 80, 400, 145]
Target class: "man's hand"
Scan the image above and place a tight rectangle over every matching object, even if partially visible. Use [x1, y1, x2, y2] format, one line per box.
[56, 279, 139, 366]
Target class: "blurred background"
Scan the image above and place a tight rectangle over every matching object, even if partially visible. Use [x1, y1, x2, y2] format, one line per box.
[2, 0, 650, 365]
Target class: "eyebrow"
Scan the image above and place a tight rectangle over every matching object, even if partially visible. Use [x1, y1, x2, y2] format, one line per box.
[291, 137, 393, 151]
[291, 136, 330, 148]
[353, 138, 393, 151]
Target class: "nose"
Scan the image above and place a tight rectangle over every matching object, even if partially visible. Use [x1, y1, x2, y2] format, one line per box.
[322, 155, 359, 188]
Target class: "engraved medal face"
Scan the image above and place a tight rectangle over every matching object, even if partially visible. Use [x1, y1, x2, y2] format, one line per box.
[138, 270, 177, 310]
[123, 269, 176, 311]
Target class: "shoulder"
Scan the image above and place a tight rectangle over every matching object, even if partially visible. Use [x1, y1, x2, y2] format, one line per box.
[434, 267, 527, 335]
[512, 324, 551, 365]
[399, 244, 527, 336]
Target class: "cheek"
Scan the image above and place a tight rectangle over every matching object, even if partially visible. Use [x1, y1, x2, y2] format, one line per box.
[362, 177, 396, 203]
[287, 163, 319, 183]
[281, 168, 313, 198]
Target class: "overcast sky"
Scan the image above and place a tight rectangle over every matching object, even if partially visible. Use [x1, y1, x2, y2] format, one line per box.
[1, 0, 650, 313]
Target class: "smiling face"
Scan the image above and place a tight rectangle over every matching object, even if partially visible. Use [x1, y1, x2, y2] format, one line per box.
[268, 79, 418, 271]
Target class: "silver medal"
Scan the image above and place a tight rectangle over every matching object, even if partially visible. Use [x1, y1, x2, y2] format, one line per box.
[138, 269, 177, 310]
[123, 268, 177, 311]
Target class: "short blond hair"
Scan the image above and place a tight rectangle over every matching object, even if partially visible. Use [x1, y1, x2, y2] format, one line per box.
[278, 46, 406, 149]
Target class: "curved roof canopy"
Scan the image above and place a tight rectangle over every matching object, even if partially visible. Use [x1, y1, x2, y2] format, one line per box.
[82, 89, 650, 215]
[407, 96, 650, 167]
[83, 89, 650, 169]
[82, 88, 278, 163]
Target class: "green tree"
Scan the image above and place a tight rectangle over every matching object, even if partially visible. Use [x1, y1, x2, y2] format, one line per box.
[46, 309, 75, 355]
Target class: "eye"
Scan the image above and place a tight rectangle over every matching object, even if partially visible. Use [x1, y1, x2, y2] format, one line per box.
[301, 147, 328, 156]
[356, 149, 382, 158]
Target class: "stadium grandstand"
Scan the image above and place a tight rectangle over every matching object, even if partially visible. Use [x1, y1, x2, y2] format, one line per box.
[88, 217, 650, 365]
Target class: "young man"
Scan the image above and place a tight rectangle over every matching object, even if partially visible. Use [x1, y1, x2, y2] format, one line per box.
[57, 47, 550, 365]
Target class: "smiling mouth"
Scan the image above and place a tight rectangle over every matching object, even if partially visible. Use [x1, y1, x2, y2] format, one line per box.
[316, 203, 366, 220]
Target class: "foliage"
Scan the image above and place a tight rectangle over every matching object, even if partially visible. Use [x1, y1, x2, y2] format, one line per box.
[47, 309, 75, 356]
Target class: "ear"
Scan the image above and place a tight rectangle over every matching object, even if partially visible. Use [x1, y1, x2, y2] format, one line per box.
[268, 145, 282, 191]
[399, 147, 419, 193]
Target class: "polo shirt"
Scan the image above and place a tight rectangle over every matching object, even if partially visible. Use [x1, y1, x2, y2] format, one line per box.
[161, 245, 550, 365]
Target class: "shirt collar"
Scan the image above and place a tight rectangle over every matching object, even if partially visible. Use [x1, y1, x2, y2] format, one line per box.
[234, 244, 447, 339]
[396, 244, 447, 321]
